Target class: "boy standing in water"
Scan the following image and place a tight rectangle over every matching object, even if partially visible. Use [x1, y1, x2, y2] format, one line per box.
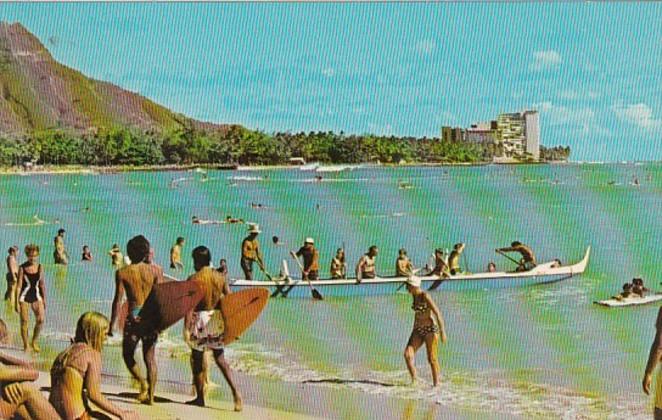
[109, 235, 162, 405]
[53, 229, 68, 265]
[184, 246, 242, 411]
[170, 237, 185, 270]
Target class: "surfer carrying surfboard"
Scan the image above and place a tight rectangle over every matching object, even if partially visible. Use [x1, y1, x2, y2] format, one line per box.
[183, 246, 242, 411]
[109, 235, 163, 405]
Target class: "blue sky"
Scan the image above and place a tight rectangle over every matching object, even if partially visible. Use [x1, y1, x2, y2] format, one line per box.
[2, 3, 662, 161]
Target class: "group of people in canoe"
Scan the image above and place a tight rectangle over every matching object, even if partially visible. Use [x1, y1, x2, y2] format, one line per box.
[1, 233, 244, 419]
[237, 223, 539, 282]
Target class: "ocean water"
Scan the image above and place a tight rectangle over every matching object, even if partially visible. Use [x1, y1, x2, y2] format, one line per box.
[0, 163, 660, 419]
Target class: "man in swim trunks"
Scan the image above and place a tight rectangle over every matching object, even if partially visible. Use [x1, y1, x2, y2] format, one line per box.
[293, 238, 319, 280]
[496, 241, 537, 272]
[448, 243, 465, 275]
[170, 237, 185, 270]
[184, 246, 242, 411]
[356, 245, 378, 283]
[395, 249, 414, 277]
[53, 229, 68, 265]
[109, 235, 163, 405]
[5, 246, 19, 312]
[240, 224, 264, 280]
[643, 306, 662, 419]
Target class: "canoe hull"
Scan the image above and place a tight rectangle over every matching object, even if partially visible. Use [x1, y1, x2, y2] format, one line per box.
[231, 247, 591, 298]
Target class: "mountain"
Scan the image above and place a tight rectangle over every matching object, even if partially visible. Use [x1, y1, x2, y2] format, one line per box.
[0, 22, 231, 137]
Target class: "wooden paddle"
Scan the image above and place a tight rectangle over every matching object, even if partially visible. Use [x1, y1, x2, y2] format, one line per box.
[290, 251, 323, 300]
[495, 249, 521, 267]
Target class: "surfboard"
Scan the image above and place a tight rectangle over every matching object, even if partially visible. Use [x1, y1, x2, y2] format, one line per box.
[594, 294, 662, 307]
[221, 288, 269, 345]
[137, 280, 205, 334]
[118, 272, 177, 333]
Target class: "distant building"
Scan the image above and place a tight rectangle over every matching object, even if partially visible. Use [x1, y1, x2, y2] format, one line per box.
[465, 121, 497, 144]
[491, 110, 540, 160]
[441, 126, 465, 142]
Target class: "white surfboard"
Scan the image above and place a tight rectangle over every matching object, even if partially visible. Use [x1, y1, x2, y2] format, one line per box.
[594, 294, 662, 308]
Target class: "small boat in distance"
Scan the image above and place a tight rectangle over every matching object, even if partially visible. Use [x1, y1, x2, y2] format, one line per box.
[231, 247, 591, 298]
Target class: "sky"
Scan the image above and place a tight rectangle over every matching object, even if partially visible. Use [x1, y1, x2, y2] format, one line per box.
[2, 3, 662, 161]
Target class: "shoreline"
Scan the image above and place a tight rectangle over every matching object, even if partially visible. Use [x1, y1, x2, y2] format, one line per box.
[0, 160, 589, 176]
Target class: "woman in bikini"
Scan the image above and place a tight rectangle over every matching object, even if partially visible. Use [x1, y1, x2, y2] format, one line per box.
[49, 312, 136, 420]
[403, 276, 447, 387]
[16, 244, 46, 352]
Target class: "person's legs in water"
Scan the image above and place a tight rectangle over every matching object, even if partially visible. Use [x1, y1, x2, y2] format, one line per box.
[122, 330, 148, 401]
[404, 333, 424, 384]
[30, 301, 44, 353]
[141, 334, 158, 405]
[424, 333, 440, 387]
[212, 348, 242, 412]
[186, 349, 207, 406]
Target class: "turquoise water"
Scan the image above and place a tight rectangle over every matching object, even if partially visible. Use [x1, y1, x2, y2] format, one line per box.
[0, 163, 660, 418]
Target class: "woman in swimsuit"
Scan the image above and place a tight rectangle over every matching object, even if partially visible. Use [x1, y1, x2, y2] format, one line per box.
[49, 312, 136, 420]
[403, 276, 447, 387]
[16, 244, 46, 352]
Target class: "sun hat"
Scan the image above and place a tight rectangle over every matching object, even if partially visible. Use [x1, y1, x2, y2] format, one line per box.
[305, 237, 314, 244]
[248, 224, 262, 234]
[406, 276, 421, 288]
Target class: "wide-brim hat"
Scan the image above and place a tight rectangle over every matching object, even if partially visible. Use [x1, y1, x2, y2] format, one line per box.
[248, 224, 261, 234]
[406, 276, 421, 288]
[305, 237, 314, 244]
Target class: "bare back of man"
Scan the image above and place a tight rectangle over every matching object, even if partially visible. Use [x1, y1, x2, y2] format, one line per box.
[111, 262, 161, 405]
[184, 248, 241, 411]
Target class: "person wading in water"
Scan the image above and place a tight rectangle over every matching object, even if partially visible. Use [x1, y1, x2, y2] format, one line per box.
[403, 276, 447, 387]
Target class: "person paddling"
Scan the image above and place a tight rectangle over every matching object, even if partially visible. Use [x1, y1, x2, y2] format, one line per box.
[330, 248, 346, 279]
[496, 241, 537, 272]
[356, 246, 378, 283]
[395, 249, 415, 277]
[240, 224, 265, 280]
[183, 246, 242, 411]
[403, 276, 447, 387]
[293, 238, 319, 281]
[447, 243, 465, 275]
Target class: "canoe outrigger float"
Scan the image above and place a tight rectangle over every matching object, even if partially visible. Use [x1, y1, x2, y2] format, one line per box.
[230, 247, 591, 298]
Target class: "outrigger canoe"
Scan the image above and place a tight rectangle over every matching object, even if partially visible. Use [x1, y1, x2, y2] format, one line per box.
[230, 247, 591, 298]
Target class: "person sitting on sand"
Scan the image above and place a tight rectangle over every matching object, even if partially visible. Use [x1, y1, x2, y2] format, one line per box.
[184, 246, 242, 411]
[0, 350, 59, 420]
[403, 276, 447, 388]
[330, 248, 346, 279]
[5, 246, 19, 312]
[614, 283, 634, 301]
[632, 278, 649, 298]
[16, 244, 46, 353]
[50, 312, 136, 420]
[395, 249, 414, 277]
[53, 228, 69, 265]
[109, 236, 163, 405]
[81, 245, 93, 262]
[170, 237, 185, 270]
[108, 244, 124, 269]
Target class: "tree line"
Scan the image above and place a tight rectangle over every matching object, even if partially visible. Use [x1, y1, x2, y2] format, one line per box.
[0, 126, 569, 167]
